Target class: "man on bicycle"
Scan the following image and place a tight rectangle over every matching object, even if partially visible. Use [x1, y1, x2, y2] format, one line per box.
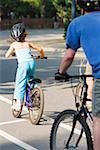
[55, 1, 100, 149]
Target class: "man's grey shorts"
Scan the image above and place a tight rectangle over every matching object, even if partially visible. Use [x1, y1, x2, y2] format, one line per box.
[93, 79, 100, 118]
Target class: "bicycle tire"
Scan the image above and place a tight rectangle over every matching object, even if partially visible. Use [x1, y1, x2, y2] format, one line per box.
[29, 86, 44, 125]
[12, 99, 22, 118]
[50, 109, 93, 150]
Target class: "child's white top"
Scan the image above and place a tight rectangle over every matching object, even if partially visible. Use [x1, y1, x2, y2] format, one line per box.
[15, 47, 33, 63]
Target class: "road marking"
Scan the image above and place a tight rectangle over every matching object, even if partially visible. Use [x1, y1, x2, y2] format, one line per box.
[0, 119, 27, 126]
[0, 95, 84, 137]
[0, 129, 38, 150]
[0, 95, 11, 104]
[60, 122, 85, 137]
[0, 95, 39, 150]
[0, 94, 85, 147]
[0, 95, 28, 112]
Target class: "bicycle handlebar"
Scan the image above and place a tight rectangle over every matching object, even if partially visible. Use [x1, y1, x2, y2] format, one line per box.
[35, 56, 47, 60]
[55, 72, 93, 82]
[11, 53, 48, 60]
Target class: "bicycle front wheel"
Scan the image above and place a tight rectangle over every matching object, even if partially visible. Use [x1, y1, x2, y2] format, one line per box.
[29, 86, 44, 125]
[50, 109, 93, 150]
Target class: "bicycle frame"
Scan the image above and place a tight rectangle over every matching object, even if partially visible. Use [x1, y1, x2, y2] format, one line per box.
[25, 78, 41, 108]
[26, 81, 33, 108]
[66, 75, 93, 148]
[25, 55, 47, 108]
[76, 76, 93, 122]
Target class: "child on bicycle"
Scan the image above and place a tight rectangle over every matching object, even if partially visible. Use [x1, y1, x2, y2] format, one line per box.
[5, 23, 45, 111]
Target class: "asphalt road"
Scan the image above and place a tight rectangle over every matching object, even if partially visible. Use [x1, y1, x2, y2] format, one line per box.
[0, 29, 86, 150]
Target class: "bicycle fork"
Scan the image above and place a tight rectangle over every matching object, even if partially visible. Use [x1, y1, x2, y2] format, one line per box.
[65, 114, 83, 149]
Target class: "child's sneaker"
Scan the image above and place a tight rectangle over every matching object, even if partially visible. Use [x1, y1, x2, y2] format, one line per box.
[12, 99, 21, 111]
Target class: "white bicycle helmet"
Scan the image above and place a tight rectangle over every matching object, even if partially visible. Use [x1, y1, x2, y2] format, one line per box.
[10, 23, 26, 41]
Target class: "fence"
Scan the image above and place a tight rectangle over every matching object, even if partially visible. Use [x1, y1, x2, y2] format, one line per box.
[0, 18, 64, 30]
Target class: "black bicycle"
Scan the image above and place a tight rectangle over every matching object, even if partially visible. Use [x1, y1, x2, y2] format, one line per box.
[50, 74, 93, 150]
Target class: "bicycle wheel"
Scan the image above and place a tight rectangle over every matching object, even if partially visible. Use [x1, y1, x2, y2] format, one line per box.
[50, 109, 93, 150]
[29, 86, 44, 125]
[12, 99, 22, 118]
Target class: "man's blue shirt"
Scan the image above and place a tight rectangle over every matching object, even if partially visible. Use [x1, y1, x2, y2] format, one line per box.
[66, 12, 100, 78]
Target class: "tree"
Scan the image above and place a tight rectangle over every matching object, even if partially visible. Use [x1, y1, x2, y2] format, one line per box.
[0, 0, 57, 19]
[51, 0, 72, 24]
[22, 0, 41, 17]
[0, 0, 19, 19]
[43, 0, 56, 18]
[0, 0, 42, 19]
[51, 0, 75, 38]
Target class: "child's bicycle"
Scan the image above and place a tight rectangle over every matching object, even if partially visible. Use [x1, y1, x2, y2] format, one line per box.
[50, 74, 93, 150]
[12, 56, 47, 125]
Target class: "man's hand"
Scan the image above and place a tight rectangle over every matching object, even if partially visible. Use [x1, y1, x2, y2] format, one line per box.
[55, 71, 70, 81]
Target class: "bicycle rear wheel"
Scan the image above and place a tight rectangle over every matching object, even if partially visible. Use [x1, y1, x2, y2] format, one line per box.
[29, 86, 44, 125]
[50, 109, 93, 150]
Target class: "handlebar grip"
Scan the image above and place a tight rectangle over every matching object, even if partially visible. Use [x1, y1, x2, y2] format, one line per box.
[43, 56, 47, 59]
[55, 72, 70, 81]
[36, 56, 47, 59]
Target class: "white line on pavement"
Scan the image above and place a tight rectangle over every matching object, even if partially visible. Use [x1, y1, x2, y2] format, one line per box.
[0, 95, 84, 136]
[0, 95, 39, 150]
[0, 95, 11, 104]
[0, 94, 84, 148]
[60, 122, 85, 137]
[0, 95, 28, 112]
[0, 129, 38, 150]
[0, 119, 26, 126]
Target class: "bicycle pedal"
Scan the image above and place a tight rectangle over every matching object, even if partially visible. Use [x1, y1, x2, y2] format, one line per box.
[86, 98, 92, 101]
[35, 78, 42, 83]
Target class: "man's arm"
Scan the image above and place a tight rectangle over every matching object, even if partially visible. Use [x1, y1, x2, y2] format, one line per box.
[59, 48, 75, 73]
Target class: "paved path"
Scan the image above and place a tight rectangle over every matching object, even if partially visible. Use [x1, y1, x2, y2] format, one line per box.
[0, 29, 86, 150]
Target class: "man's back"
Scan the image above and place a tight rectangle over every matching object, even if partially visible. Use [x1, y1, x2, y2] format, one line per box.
[66, 12, 100, 78]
